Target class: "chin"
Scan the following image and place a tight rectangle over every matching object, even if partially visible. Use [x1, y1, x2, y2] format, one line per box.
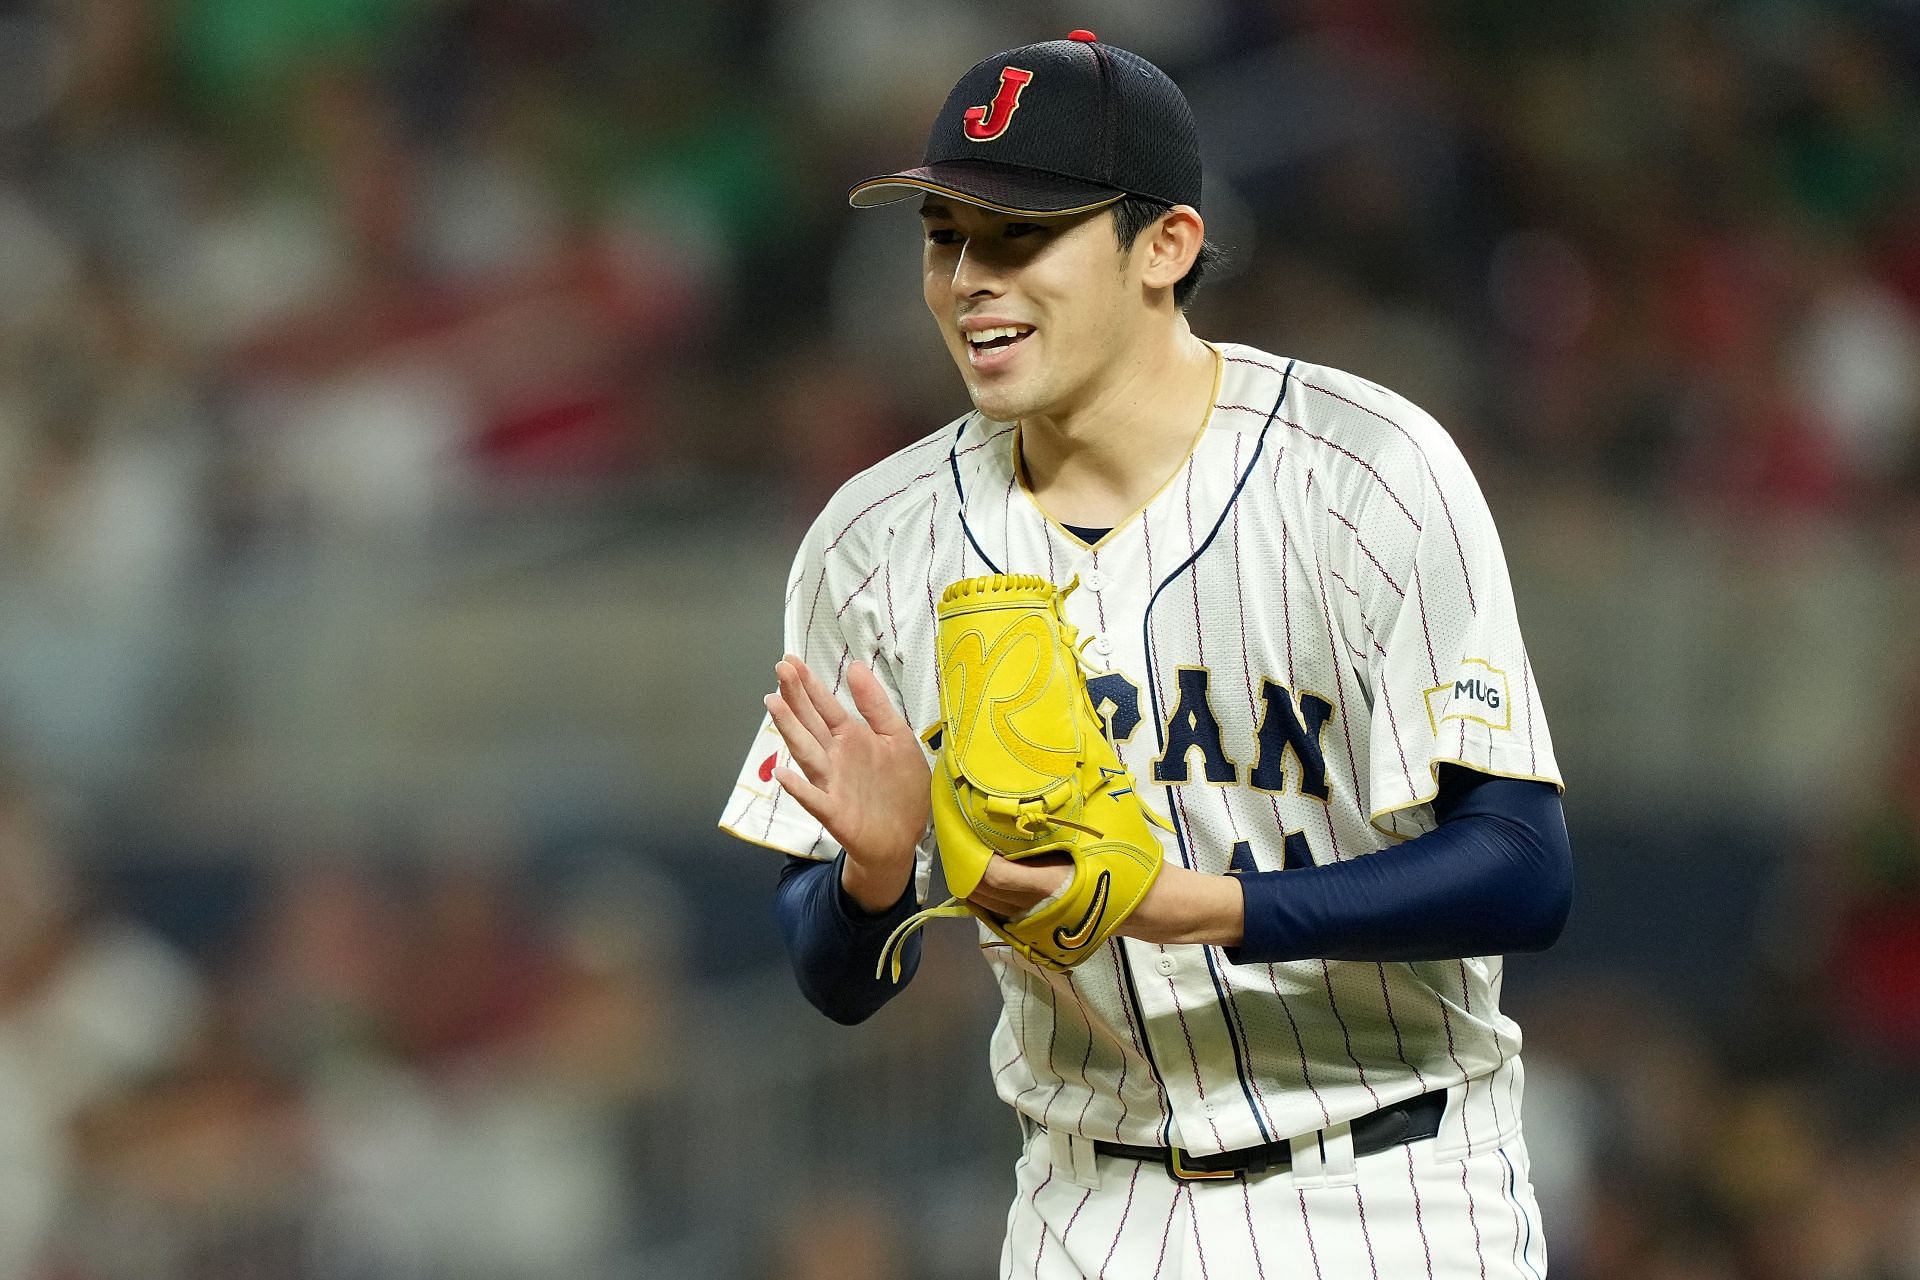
[963, 378, 1042, 424]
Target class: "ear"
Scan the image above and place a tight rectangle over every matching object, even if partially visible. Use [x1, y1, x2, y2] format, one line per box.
[1135, 205, 1204, 293]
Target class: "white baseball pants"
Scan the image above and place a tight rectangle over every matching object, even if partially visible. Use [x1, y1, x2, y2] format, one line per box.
[999, 1101, 1548, 1278]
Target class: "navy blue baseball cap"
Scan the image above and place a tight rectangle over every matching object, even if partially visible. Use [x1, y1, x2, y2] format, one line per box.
[849, 30, 1202, 217]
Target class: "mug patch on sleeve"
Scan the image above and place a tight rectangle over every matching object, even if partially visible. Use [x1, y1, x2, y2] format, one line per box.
[1424, 659, 1512, 734]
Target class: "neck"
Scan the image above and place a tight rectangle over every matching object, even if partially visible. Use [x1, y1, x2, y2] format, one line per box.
[1017, 319, 1218, 528]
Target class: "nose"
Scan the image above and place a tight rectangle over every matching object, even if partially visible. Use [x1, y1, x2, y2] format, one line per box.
[948, 238, 1004, 301]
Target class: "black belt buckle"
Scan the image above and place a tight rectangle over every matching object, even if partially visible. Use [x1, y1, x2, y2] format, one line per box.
[1165, 1146, 1241, 1182]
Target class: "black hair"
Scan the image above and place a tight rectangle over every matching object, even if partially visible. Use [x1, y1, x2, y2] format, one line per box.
[1110, 195, 1224, 309]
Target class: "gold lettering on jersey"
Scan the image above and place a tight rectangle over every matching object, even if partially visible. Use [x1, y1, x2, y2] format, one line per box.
[1424, 658, 1512, 734]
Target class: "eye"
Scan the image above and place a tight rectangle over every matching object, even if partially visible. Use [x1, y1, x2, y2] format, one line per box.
[1004, 223, 1046, 238]
[925, 228, 959, 245]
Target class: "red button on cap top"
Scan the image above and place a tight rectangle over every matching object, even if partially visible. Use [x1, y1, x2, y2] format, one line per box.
[1068, 29, 1098, 42]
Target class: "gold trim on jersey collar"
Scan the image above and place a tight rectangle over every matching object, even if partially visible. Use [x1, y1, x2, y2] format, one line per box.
[1013, 340, 1225, 556]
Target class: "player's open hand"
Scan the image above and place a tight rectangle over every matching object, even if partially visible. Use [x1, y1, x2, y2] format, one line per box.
[766, 654, 930, 910]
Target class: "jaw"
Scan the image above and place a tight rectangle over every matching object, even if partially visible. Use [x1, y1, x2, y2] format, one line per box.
[963, 365, 1049, 423]
[953, 330, 1048, 421]
[967, 318, 1150, 430]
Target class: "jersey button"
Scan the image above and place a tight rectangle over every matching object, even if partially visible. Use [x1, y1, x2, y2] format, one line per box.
[1155, 954, 1176, 976]
[1094, 636, 1111, 657]
[1084, 569, 1103, 591]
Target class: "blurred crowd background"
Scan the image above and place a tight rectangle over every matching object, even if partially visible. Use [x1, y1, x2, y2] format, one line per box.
[2, 0, 1919, 1276]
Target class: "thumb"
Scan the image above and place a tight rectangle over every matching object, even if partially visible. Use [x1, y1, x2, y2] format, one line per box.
[848, 661, 908, 734]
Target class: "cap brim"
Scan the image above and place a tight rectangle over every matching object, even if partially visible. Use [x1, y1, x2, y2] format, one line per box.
[849, 161, 1124, 217]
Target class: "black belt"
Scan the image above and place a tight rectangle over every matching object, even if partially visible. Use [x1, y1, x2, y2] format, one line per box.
[1090, 1089, 1448, 1182]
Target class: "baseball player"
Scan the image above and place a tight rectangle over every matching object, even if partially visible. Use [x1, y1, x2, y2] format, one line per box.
[720, 30, 1571, 1278]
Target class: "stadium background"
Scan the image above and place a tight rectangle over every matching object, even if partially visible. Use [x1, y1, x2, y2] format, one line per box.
[0, 0, 1918, 1275]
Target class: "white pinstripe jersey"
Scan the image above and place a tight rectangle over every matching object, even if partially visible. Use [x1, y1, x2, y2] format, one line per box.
[720, 342, 1562, 1158]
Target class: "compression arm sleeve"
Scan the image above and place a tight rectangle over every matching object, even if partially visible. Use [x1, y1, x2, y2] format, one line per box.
[775, 852, 922, 1024]
[1228, 766, 1572, 964]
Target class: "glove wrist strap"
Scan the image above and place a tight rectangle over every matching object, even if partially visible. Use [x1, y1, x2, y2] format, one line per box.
[877, 898, 974, 982]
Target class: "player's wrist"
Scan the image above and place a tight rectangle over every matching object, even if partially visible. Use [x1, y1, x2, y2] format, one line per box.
[1128, 865, 1246, 947]
[839, 847, 916, 916]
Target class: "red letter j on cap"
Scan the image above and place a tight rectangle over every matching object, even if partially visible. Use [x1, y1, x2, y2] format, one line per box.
[964, 66, 1034, 142]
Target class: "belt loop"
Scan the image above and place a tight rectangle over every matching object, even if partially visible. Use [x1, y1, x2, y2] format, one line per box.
[1048, 1128, 1102, 1191]
[1318, 1121, 1357, 1186]
[1288, 1120, 1357, 1189]
[1046, 1126, 1072, 1176]
[1067, 1133, 1102, 1190]
[1288, 1129, 1325, 1188]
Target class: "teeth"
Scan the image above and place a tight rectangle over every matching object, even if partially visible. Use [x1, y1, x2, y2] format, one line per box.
[967, 325, 1033, 346]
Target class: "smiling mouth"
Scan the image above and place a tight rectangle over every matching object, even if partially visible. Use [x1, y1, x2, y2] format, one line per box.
[966, 325, 1035, 353]
[960, 326, 1036, 364]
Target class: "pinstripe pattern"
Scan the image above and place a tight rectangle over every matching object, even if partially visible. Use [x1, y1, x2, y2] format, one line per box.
[1353, 1184, 1382, 1278]
[1002, 1126, 1549, 1277]
[1151, 1187, 1182, 1279]
[1297, 1190, 1327, 1279]
[1100, 1161, 1142, 1278]
[1239, 1180, 1270, 1280]
[1405, 1142, 1438, 1279]
[1188, 1184, 1213, 1280]
[723, 344, 1560, 1273]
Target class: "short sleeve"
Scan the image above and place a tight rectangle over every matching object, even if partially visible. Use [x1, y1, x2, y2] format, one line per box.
[716, 509, 920, 865]
[1343, 425, 1562, 838]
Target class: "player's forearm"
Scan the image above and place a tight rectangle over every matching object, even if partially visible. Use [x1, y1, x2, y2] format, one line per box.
[1229, 773, 1572, 964]
[775, 853, 922, 1024]
[1123, 863, 1248, 946]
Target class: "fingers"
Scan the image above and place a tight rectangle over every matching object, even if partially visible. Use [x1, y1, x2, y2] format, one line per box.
[764, 692, 830, 782]
[772, 765, 832, 825]
[788, 654, 850, 732]
[968, 854, 1071, 917]
[779, 654, 907, 743]
[847, 661, 908, 735]
[775, 659, 834, 748]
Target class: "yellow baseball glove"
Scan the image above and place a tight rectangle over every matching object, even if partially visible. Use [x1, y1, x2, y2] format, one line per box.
[877, 573, 1171, 980]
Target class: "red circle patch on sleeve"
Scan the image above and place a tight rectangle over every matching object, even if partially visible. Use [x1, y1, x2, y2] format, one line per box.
[758, 753, 778, 782]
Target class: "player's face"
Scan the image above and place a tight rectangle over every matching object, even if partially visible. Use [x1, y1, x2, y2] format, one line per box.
[920, 199, 1147, 423]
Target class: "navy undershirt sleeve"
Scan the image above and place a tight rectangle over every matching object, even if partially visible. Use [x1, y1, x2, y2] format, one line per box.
[775, 852, 922, 1024]
[778, 768, 1568, 1004]
[1227, 766, 1572, 964]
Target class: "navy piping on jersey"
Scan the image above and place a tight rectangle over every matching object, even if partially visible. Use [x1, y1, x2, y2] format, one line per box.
[1110, 925, 1172, 1137]
[1138, 357, 1292, 1144]
[948, 415, 1004, 575]
[1501, 1147, 1547, 1280]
